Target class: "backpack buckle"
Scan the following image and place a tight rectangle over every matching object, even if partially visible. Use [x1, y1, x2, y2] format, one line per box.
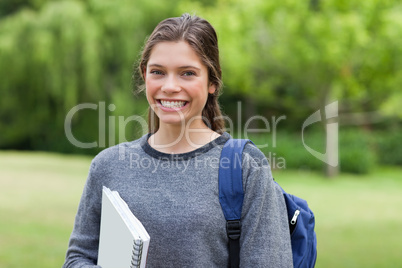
[226, 220, 241, 240]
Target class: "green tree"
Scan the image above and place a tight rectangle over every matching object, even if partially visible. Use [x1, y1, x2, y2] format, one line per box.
[180, 0, 402, 122]
[0, 0, 177, 153]
[178, 0, 402, 176]
[1, 0, 401, 164]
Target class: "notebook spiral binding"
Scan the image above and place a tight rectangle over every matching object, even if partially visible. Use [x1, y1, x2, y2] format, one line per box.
[130, 239, 144, 268]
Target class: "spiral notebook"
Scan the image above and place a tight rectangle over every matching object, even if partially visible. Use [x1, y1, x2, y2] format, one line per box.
[98, 186, 150, 268]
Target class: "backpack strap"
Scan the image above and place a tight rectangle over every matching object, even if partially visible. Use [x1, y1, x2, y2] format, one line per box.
[220, 139, 318, 268]
[219, 138, 251, 268]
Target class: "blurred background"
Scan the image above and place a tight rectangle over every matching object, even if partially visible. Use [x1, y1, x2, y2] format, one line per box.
[0, 0, 401, 267]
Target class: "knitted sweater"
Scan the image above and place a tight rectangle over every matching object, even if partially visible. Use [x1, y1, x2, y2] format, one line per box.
[63, 132, 293, 267]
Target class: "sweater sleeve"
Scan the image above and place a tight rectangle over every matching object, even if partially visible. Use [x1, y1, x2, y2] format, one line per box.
[62, 158, 104, 268]
[239, 143, 293, 267]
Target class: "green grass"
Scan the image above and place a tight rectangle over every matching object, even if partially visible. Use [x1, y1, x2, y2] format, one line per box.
[0, 151, 92, 268]
[274, 168, 402, 268]
[0, 151, 401, 267]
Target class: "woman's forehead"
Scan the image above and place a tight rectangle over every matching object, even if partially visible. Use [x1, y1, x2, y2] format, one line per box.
[147, 41, 205, 69]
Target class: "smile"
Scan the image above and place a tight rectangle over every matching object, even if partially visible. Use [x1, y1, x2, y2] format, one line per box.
[159, 100, 188, 109]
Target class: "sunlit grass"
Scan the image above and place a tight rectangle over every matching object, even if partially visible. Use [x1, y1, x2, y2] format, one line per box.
[0, 151, 401, 267]
[274, 167, 402, 268]
[0, 151, 91, 268]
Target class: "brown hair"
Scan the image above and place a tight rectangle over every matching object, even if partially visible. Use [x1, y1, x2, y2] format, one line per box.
[138, 13, 225, 134]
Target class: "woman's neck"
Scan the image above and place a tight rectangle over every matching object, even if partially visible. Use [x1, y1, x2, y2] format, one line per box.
[148, 120, 220, 154]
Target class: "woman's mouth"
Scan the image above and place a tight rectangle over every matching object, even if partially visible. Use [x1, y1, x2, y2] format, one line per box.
[159, 100, 188, 109]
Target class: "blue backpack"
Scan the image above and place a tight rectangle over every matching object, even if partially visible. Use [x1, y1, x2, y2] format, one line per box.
[219, 139, 317, 268]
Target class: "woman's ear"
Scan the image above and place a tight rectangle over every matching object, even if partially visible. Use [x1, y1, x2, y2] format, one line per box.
[143, 68, 147, 80]
[208, 83, 216, 94]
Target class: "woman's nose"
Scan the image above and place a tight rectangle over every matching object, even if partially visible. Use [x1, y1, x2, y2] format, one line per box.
[161, 75, 181, 93]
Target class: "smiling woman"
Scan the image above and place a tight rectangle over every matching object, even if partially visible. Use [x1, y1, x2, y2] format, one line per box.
[62, 13, 293, 268]
[144, 41, 217, 143]
[138, 14, 224, 137]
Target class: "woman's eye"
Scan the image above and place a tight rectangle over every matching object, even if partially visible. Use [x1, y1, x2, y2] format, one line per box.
[150, 70, 163, 75]
[183, 71, 196, 76]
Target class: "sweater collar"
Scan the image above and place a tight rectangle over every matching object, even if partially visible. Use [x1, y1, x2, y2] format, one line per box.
[141, 132, 231, 161]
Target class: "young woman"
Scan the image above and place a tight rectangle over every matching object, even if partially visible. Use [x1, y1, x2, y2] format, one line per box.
[63, 14, 292, 267]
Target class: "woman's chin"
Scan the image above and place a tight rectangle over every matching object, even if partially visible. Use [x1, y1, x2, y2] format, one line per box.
[157, 116, 187, 128]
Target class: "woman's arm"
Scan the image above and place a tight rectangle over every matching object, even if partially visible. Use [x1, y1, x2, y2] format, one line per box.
[63, 160, 104, 268]
[239, 144, 293, 267]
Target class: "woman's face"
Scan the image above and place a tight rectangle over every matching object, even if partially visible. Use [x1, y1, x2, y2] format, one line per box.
[144, 41, 216, 129]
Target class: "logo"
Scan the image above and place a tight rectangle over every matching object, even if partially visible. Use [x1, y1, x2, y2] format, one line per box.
[301, 101, 338, 167]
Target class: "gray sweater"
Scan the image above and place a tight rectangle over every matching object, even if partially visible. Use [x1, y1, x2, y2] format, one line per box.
[63, 132, 293, 267]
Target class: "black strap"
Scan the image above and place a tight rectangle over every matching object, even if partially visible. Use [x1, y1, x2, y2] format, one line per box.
[226, 220, 241, 268]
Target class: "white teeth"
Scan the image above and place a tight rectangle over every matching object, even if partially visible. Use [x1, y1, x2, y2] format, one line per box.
[160, 100, 186, 108]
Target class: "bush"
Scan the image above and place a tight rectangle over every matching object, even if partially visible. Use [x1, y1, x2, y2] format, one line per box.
[338, 129, 377, 174]
[374, 130, 402, 166]
[246, 127, 377, 174]
[245, 130, 326, 172]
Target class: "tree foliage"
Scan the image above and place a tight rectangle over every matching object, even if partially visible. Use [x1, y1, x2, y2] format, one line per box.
[0, 0, 401, 154]
[190, 0, 402, 123]
[0, 0, 176, 153]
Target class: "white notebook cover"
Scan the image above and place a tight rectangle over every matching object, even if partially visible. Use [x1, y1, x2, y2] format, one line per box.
[97, 186, 150, 268]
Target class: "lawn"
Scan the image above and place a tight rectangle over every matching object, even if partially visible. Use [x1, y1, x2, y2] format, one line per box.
[0, 150, 401, 267]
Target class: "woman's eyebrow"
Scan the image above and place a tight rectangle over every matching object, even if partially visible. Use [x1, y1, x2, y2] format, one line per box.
[178, 65, 201, 71]
[147, 63, 164, 68]
[148, 63, 201, 71]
